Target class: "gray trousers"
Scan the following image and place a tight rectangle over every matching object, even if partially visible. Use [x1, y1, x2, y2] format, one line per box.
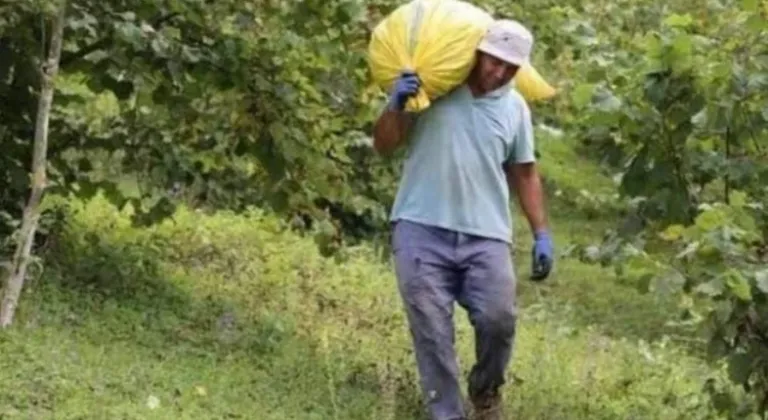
[391, 220, 518, 420]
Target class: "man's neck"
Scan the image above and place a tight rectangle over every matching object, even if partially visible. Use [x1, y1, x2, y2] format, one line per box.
[466, 81, 488, 97]
[467, 81, 507, 98]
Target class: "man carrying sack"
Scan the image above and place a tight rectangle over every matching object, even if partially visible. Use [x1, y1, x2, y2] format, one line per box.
[372, 19, 554, 420]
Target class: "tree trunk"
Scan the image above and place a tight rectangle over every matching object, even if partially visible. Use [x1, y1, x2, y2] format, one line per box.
[724, 124, 731, 205]
[0, 1, 67, 328]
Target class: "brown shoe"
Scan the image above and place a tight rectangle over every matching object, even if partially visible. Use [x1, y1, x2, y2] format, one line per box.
[470, 392, 504, 420]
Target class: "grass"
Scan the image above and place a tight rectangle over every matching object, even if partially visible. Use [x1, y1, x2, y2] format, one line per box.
[0, 133, 737, 419]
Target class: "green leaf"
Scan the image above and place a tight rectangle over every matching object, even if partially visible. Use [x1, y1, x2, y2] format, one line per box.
[755, 270, 768, 294]
[651, 269, 686, 296]
[725, 269, 752, 301]
[313, 218, 339, 257]
[713, 300, 733, 324]
[663, 13, 694, 28]
[659, 224, 685, 241]
[695, 278, 724, 297]
[114, 21, 145, 48]
[727, 353, 753, 384]
[730, 190, 748, 207]
[119, 11, 137, 21]
[708, 336, 729, 360]
[593, 89, 621, 112]
[571, 83, 595, 109]
[672, 34, 693, 60]
[747, 73, 768, 90]
[691, 108, 707, 128]
[676, 240, 700, 259]
[109, 80, 134, 100]
[695, 208, 726, 231]
[710, 389, 736, 413]
[742, 0, 758, 12]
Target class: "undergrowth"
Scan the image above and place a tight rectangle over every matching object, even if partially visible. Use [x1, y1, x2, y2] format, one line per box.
[0, 127, 745, 419]
[0, 190, 739, 419]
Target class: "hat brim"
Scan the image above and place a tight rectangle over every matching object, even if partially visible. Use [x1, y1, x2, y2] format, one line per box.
[477, 41, 528, 66]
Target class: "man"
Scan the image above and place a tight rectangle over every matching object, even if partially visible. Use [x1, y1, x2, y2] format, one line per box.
[372, 19, 554, 420]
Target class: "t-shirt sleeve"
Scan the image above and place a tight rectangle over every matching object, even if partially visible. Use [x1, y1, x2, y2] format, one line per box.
[507, 95, 536, 164]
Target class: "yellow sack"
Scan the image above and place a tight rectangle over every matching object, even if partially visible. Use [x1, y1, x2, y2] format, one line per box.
[367, 0, 556, 112]
[514, 64, 557, 102]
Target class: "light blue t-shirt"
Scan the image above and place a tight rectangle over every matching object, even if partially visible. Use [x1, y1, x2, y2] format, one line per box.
[389, 83, 536, 243]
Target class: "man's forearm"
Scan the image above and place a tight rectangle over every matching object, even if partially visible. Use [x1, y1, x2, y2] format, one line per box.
[373, 110, 413, 155]
[510, 165, 548, 233]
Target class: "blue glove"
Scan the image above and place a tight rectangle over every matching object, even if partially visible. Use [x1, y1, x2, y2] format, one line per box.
[531, 229, 554, 281]
[387, 71, 421, 111]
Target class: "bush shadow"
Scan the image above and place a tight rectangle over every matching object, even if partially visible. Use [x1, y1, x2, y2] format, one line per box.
[15, 228, 429, 418]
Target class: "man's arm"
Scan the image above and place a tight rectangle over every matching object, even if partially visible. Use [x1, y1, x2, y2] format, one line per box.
[506, 162, 548, 232]
[505, 95, 547, 232]
[505, 95, 553, 280]
[373, 71, 421, 156]
[372, 109, 414, 155]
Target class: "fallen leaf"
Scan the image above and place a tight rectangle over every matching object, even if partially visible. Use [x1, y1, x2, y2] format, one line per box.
[147, 395, 160, 410]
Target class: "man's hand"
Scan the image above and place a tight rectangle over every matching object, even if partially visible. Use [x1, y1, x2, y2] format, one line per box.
[387, 70, 421, 111]
[531, 229, 553, 281]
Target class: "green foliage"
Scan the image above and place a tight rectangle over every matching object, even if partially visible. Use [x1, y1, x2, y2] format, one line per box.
[560, 1, 768, 414]
[0, 0, 400, 258]
[1, 0, 767, 415]
[0, 194, 738, 418]
[648, 199, 768, 416]
[568, 2, 768, 225]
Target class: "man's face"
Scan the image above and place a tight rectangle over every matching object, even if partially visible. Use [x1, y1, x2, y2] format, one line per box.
[470, 52, 520, 94]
